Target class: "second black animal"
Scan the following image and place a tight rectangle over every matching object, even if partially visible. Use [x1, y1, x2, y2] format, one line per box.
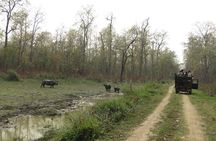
[114, 87, 120, 93]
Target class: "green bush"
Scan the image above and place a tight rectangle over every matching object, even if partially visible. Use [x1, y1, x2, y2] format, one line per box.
[56, 98, 135, 141]
[59, 112, 101, 141]
[94, 98, 133, 123]
[143, 82, 163, 95]
[6, 70, 20, 81]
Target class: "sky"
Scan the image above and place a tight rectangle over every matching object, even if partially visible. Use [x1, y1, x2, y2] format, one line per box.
[20, 0, 216, 63]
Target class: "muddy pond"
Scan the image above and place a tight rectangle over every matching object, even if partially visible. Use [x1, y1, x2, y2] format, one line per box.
[0, 92, 123, 141]
[0, 115, 64, 141]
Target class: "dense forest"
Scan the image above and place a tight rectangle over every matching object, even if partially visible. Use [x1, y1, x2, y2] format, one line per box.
[0, 0, 179, 81]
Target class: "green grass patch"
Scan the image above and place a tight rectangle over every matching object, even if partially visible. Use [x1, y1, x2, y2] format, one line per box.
[59, 112, 101, 141]
[0, 79, 103, 105]
[149, 93, 187, 141]
[0, 79, 104, 119]
[46, 82, 169, 141]
[189, 90, 216, 141]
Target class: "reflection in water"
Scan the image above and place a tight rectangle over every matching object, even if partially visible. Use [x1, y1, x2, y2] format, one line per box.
[0, 115, 64, 141]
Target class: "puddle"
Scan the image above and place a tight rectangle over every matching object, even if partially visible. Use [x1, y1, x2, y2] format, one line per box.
[0, 99, 94, 141]
[0, 115, 64, 141]
[0, 92, 123, 141]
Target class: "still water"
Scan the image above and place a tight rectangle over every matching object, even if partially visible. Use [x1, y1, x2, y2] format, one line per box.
[0, 115, 64, 141]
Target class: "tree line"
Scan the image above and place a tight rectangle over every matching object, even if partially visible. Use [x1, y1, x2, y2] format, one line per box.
[0, 0, 179, 81]
[184, 22, 216, 83]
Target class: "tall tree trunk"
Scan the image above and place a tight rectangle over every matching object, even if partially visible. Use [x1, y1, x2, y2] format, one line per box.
[29, 33, 35, 63]
[120, 34, 137, 82]
[144, 51, 148, 80]
[4, 16, 10, 48]
[120, 52, 127, 82]
[203, 55, 209, 82]
[139, 40, 144, 76]
[107, 15, 113, 76]
[130, 46, 135, 80]
[99, 32, 106, 74]
[138, 18, 149, 77]
[17, 26, 23, 67]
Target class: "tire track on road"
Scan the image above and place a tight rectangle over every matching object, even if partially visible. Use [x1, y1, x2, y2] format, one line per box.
[126, 86, 173, 141]
[182, 95, 206, 141]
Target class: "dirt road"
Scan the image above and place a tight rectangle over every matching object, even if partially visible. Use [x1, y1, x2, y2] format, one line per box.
[126, 86, 173, 141]
[126, 86, 206, 141]
[182, 95, 206, 141]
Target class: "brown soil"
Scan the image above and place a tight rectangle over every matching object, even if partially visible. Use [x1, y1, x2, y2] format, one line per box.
[126, 86, 173, 141]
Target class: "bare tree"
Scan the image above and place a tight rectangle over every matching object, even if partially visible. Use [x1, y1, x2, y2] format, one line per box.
[12, 9, 29, 67]
[120, 27, 138, 82]
[99, 32, 107, 74]
[139, 18, 150, 77]
[193, 22, 216, 82]
[150, 31, 166, 80]
[154, 32, 166, 64]
[129, 43, 136, 80]
[78, 6, 94, 74]
[29, 9, 43, 63]
[0, 0, 24, 48]
[106, 14, 114, 75]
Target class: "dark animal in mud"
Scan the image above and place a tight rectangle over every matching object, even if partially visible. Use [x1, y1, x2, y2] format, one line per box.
[41, 80, 58, 88]
[104, 84, 111, 92]
[114, 87, 120, 93]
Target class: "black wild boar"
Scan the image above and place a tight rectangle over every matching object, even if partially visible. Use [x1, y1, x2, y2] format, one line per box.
[104, 84, 111, 92]
[41, 80, 58, 88]
[114, 87, 120, 93]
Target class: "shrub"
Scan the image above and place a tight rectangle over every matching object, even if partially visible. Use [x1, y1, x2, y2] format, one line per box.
[93, 97, 134, 127]
[59, 112, 101, 141]
[144, 82, 163, 95]
[6, 70, 20, 81]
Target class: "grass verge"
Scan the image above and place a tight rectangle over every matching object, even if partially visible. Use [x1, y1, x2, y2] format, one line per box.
[190, 90, 216, 141]
[149, 92, 187, 141]
[44, 82, 169, 141]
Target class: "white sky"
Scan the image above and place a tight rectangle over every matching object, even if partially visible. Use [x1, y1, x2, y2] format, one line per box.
[9, 0, 216, 63]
